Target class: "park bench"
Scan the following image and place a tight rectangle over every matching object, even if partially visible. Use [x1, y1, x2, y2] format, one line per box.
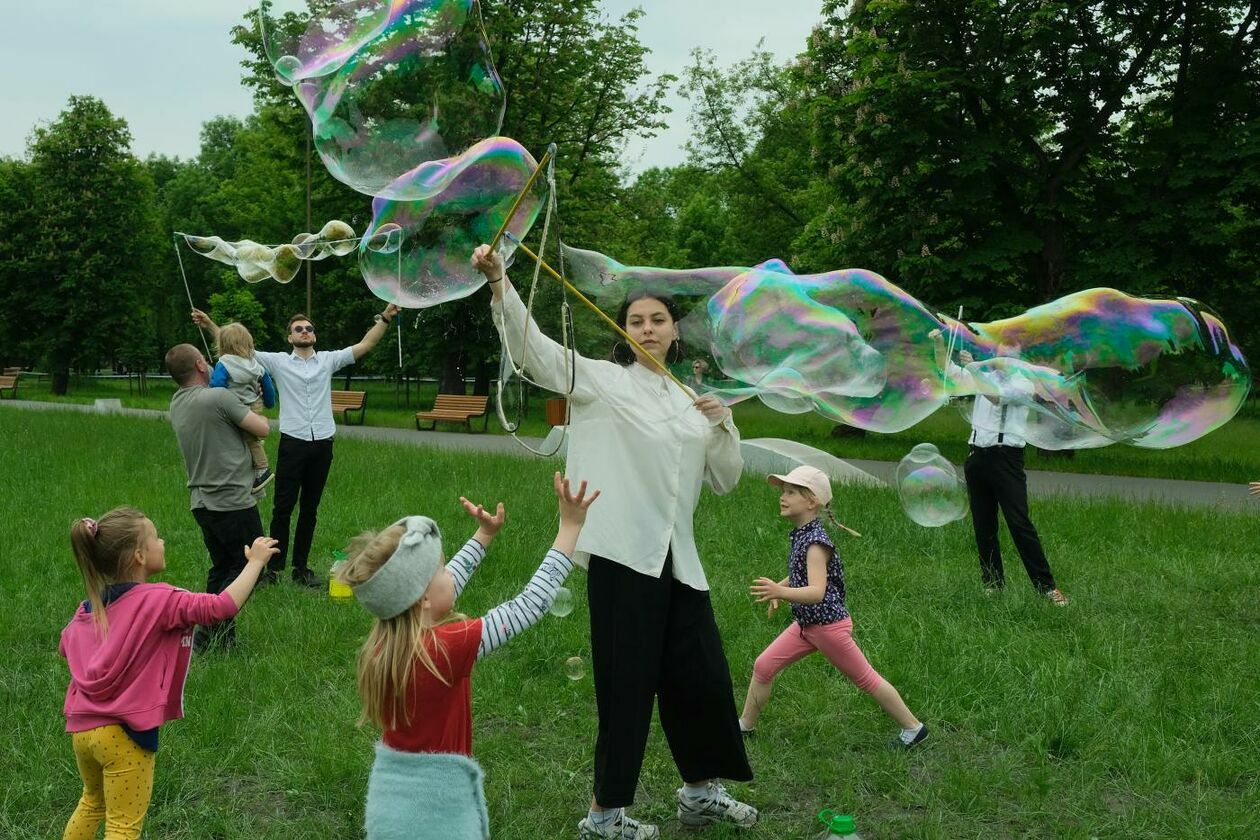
[2, 367, 21, 377]
[331, 390, 367, 425]
[416, 394, 490, 433]
[0, 375, 17, 399]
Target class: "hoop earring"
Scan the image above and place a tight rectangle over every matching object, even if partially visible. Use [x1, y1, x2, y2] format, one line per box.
[612, 341, 632, 365]
[667, 339, 683, 364]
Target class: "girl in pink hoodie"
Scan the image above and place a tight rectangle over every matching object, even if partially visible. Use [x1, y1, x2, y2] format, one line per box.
[59, 507, 277, 840]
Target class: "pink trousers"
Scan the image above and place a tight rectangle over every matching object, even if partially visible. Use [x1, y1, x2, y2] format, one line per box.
[752, 617, 884, 694]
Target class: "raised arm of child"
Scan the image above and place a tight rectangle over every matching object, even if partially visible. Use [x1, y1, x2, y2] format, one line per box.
[750, 546, 829, 607]
[445, 497, 507, 598]
[475, 472, 598, 659]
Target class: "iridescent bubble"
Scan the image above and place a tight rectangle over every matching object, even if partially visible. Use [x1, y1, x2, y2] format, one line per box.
[564, 656, 585, 681]
[895, 443, 967, 527]
[364, 222, 404, 254]
[357, 137, 542, 308]
[560, 245, 1250, 449]
[947, 289, 1250, 449]
[261, 0, 506, 200]
[182, 220, 360, 284]
[548, 586, 574, 618]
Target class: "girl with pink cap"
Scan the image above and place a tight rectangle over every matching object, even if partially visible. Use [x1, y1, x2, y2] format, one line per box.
[739, 465, 928, 747]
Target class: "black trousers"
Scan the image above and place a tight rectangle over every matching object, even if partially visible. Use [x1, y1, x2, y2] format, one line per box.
[191, 505, 264, 646]
[587, 553, 752, 808]
[963, 445, 1057, 592]
[269, 434, 335, 573]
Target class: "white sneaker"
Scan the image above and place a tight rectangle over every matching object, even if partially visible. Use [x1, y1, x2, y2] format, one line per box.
[676, 782, 758, 828]
[577, 809, 660, 839]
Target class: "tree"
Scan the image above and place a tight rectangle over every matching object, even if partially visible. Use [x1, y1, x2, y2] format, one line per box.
[795, 1, 1231, 316]
[26, 96, 163, 393]
[0, 159, 38, 367]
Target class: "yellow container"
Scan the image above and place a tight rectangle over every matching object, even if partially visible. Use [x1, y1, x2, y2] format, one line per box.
[329, 577, 353, 600]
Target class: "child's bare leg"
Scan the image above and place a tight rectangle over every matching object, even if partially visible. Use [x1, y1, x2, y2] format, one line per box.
[740, 677, 773, 729]
[869, 680, 920, 730]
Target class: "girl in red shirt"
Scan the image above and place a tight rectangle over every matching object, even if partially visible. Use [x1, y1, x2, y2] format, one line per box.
[335, 472, 598, 840]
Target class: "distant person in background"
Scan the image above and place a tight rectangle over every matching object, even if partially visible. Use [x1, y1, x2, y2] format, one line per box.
[192, 302, 399, 587]
[689, 358, 710, 390]
[931, 332, 1068, 605]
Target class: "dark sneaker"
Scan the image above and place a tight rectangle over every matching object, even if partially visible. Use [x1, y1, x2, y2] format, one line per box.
[292, 568, 322, 589]
[257, 569, 280, 588]
[577, 810, 659, 839]
[676, 782, 758, 829]
[892, 723, 929, 750]
[252, 468, 274, 492]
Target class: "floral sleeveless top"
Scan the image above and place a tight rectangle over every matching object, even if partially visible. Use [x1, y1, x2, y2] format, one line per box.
[787, 518, 847, 626]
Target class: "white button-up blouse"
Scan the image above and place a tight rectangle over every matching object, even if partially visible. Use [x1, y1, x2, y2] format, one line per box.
[492, 285, 743, 591]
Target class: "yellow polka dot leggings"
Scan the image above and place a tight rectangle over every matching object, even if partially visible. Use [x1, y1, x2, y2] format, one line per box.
[64, 725, 156, 840]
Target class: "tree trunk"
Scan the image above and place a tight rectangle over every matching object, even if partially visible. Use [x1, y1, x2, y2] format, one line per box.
[438, 352, 465, 395]
[472, 360, 494, 396]
[52, 367, 70, 396]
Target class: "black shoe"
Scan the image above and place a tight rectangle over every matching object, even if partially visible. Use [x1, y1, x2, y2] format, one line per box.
[252, 468, 274, 493]
[257, 569, 280, 588]
[292, 568, 322, 589]
[892, 724, 929, 750]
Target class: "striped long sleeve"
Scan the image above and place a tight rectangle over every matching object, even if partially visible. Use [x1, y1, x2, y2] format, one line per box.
[445, 538, 487, 597]
[476, 549, 574, 659]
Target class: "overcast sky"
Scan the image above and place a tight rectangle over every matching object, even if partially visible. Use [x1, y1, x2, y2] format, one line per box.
[3, 1, 824, 173]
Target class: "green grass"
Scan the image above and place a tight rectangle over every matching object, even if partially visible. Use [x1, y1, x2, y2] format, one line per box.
[5, 372, 1255, 483]
[2, 410, 1257, 838]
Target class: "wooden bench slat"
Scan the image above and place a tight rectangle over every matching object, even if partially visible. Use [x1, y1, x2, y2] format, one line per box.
[0, 375, 18, 399]
[330, 390, 367, 425]
[415, 394, 490, 432]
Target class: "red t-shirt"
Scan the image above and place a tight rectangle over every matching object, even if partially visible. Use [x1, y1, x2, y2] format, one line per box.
[382, 618, 483, 756]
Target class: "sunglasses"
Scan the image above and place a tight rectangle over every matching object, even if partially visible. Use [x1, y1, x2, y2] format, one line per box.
[292, 325, 316, 334]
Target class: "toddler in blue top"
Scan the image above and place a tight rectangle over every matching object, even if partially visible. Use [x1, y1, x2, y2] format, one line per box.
[210, 322, 276, 494]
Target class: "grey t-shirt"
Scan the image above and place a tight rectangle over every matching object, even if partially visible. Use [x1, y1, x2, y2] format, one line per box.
[169, 385, 255, 512]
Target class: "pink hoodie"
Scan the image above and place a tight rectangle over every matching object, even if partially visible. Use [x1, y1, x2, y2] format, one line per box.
[59, 583, 239, 733]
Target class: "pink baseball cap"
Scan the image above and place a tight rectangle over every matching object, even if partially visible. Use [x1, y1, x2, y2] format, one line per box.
[767, 465, 832, 506]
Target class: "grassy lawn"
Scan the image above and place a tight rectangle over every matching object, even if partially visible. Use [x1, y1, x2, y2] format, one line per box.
[4, 372, 1256, 483]
[1, 410, 1257, 839]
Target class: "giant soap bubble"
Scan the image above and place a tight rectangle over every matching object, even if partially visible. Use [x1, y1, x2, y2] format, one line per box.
[947, 290, 1250, 449]
[261, 0, 506, 200]
[895, 444, 967, 527]
[357, 137, 543, 307]
[559, 245, 1250, 449]
[183, 220, 385, 284]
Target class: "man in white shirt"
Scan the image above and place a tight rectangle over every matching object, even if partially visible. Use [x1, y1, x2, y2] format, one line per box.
[934, 333, 1067, 606]
[193, 303, 399, 586]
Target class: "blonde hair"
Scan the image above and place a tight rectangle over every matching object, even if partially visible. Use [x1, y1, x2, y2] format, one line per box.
[215, 322, 255, 358]
[335, 525, 461, 729]
[792, 486, 845, 538]
[69, 507, 148, 636]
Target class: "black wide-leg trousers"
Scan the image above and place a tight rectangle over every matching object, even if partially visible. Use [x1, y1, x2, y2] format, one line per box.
[587, 552, 752, 808]
[963, 445, 1057, 592]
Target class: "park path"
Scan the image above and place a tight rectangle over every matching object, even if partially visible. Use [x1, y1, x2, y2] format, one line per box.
[2, 399, 1251, 511]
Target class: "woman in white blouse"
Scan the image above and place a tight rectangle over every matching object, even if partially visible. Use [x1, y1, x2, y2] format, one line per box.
[473, 245, 756, 840]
